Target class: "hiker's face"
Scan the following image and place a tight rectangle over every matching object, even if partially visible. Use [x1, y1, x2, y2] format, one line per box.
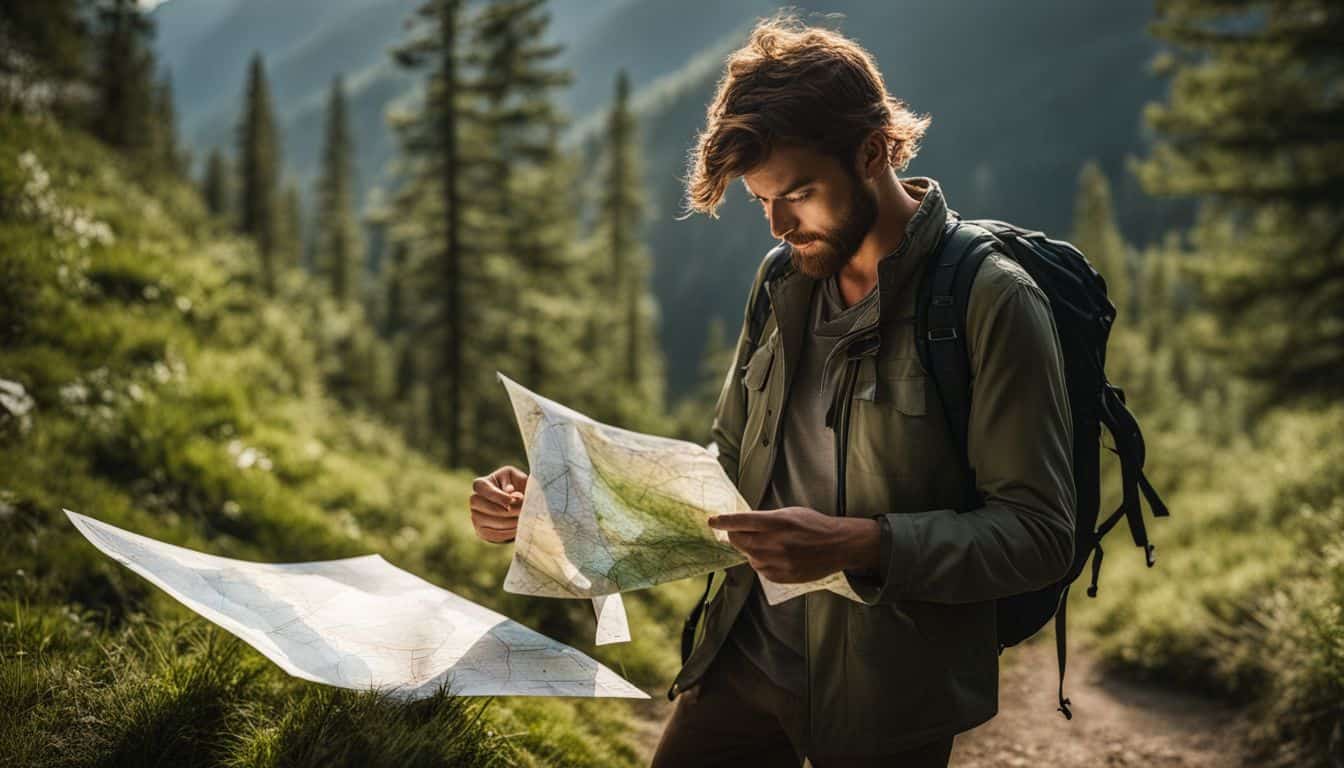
[742, 143, 877, 279]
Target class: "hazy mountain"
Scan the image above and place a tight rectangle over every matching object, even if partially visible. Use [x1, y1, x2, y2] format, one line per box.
[153, 0, 1178, 398]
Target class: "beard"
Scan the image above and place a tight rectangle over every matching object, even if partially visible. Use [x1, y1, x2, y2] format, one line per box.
[786, 177, 878, 279]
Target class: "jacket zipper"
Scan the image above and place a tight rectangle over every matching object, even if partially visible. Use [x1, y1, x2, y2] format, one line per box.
[833, 357, 860, 518]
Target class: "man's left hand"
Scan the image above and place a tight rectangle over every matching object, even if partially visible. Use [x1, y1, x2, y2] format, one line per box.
[707, 507, 880, 583]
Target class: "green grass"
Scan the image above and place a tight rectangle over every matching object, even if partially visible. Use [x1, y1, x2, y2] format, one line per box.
[0, 115, 695, 767]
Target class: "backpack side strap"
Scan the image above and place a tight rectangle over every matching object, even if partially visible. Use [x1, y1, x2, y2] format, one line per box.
[1097, 382, 1168, 569]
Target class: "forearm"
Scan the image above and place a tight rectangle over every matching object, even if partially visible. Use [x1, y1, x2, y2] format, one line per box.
[865, 500, 1073, 604]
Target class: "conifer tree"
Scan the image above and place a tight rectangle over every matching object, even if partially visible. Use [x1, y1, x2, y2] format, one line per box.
[153, 72, 186, 176]
[91, 0, 156, 153]
[391, 0, 471, 465]
[277, 181, 303, 270]
[1138, 0, 1344, 403]
[381, 241, 409, 338]
[468, 0, 574, 395]
[595, 69, 665, 412]
[1071, 161, 1131, 321]
[316, 75, 361, 304]
[201, 148, 230, 219]
[237, 53, 282, 293]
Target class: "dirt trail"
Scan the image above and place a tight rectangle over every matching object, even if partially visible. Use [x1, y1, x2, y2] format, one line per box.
[950, 638, 1253, 767]
[630, 638, 1255, 767]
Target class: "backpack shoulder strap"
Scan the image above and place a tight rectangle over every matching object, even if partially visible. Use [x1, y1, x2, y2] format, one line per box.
[746, 242, 794, 351]
[915, 220, 998, 512]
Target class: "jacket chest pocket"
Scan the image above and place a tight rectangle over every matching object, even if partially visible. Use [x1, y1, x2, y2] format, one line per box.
[846, 355, 943, 499]
[741, 329, 780, 454]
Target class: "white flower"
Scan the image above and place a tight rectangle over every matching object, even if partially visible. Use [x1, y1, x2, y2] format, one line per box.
[235, 447, 258, 469]
[59, 382, 88, 404]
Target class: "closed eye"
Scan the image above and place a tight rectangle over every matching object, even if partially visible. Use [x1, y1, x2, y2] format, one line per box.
[753, 190, 811, 205]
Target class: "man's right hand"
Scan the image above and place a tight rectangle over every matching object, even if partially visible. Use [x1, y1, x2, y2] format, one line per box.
[469, 465, 527, 543]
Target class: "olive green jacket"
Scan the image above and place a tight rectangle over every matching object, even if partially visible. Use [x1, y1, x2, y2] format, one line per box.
[669, 178, 1076, 755]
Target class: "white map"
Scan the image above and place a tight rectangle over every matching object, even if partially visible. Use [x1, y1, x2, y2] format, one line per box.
[65, 510, 647, 699]
[497, 374, 863, 634]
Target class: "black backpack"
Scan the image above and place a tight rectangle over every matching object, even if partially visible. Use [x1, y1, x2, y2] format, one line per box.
[914, 217, 1169, 719]
[679, 216, 1169, 717]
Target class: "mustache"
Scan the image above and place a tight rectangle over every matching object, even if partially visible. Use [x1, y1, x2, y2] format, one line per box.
[785, 232, 826, 246]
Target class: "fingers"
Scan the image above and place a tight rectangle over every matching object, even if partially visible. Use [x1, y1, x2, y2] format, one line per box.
[476, 524, 516, 544]
[471, 501, 518, 530]
[472, 476, 516, 509]
[470, 490, 519, 519]
[470, 497, 518, 541]
[470, 466, 528, 544]
[707, 511, 773, 532]
[493, 465, 529, 496]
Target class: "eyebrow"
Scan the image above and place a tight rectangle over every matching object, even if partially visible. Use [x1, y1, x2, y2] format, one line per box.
[744, 176, 815, 202]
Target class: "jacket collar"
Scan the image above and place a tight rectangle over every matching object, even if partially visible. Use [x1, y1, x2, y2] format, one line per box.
[876, 176, 952, 317]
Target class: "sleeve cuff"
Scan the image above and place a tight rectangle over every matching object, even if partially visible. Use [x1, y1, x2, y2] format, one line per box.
[843, 513, 923, 605]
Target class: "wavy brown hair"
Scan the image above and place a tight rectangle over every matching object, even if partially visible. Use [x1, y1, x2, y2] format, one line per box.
[682, 14, 931, 219]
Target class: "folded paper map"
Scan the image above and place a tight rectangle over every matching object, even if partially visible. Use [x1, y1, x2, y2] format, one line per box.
[65, 510, 647, 699]
[497, 374, 862, 644]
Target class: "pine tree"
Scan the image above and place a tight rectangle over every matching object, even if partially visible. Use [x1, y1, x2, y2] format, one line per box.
[358, 187, 390, 331]
[276, 181, 303, 269]
[468, 0, 575, 394]
[594, 69, 665, 413]
[201, 148, 230, 219]
[91, 0, 156, 153]
[152, 72, 186, 176]
[1071, 161, 1131, 322]
[391, 0, 471, 466]
[1139, 238, 1176, 350]
[381, 241, 409, 338]
[316, 75, 361, 304]
[236, 53, 282, 293]
[1138, 0, 1344, 404]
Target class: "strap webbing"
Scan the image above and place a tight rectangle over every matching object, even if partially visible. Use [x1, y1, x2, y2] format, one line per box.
[1055, 582, 1073, 719]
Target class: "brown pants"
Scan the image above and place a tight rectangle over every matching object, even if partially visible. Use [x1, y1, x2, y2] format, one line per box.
[652, 639, 955, 768]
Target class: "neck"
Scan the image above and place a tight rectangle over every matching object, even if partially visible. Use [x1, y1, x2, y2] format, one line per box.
[834, 173, 921, 307]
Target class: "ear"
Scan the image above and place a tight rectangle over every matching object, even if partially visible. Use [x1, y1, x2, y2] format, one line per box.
[855, 131, 886, 180]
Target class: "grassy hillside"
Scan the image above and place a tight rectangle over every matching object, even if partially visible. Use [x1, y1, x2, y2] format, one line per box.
[0, 114, 696, 767]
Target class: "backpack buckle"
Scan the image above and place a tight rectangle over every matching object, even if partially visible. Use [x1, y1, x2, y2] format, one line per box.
[927, 327, 958, 342]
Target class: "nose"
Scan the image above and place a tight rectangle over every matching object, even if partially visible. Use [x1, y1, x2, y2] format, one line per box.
[767, 199, 797, 241]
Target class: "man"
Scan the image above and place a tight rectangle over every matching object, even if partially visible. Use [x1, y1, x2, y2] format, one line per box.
[468, 16, 1075, 768]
